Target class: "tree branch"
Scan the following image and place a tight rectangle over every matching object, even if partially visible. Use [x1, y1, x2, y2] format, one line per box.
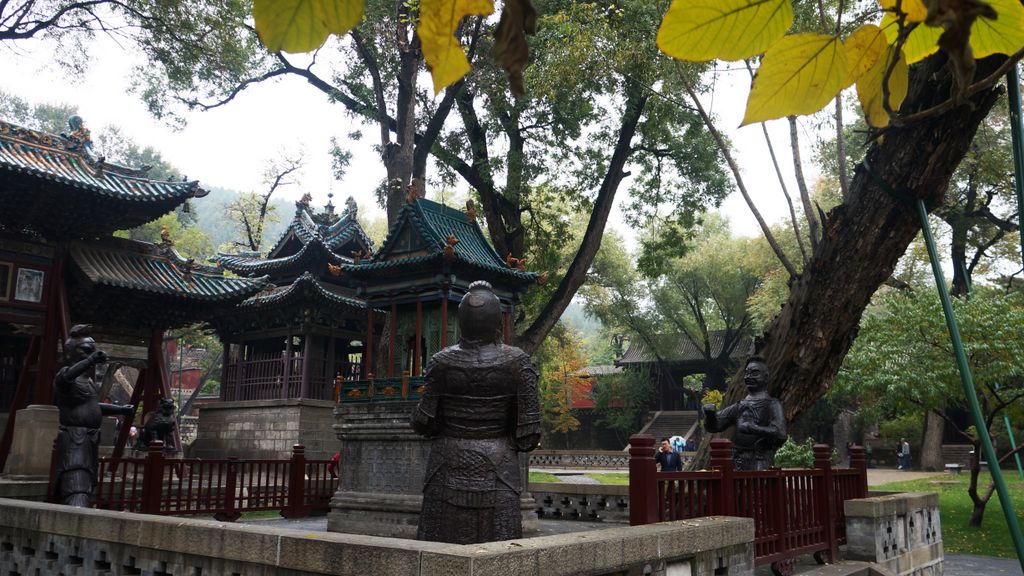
[790, 115, 821, 253]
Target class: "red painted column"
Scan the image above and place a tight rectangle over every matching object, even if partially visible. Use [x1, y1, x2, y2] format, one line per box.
[628, 434, 657, 525]
[440, 293, 448, 348]
[815, 443, 839, 563]
[281, 335, 293, 400]
[413, 298, 423, 376]
[388, 303, 397, 378]
[710, 438, 735, 516]
[364, 307, 374, 379]
[503, 310, 512, 344]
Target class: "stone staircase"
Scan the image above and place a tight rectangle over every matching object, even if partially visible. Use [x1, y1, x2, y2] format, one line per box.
[636, 411, 699, 444]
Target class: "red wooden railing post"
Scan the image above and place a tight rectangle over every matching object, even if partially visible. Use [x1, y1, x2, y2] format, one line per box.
[815, 444, 839, 564]
[709, 438, 735, 516]
[141, 440, 165, 515]
[628, 434, 657, 525]
[850, 444, 868, 498]
[215, 457, 240, 522]
[283, 444, 308, 519]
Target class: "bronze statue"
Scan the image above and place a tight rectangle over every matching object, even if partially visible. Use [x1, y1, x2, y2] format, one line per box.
[136, 398, 177, 452]
[411, 281, 541, 544]
[703, 355, 786, 471]
[53, 325, 133, 507]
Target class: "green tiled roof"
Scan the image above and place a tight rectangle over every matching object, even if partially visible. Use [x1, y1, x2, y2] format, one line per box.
[70, 239, 266, 302]
[0, 119, 207, 239]
[239, 271, 365, 312]
[345, 199, 537, 284]
[266, 201, 373, 258]
[215, 236, 343, 277]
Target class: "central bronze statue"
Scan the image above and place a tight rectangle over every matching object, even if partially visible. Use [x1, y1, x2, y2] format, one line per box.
[703, 355, 787, 471]
[411, 280, 541, 544]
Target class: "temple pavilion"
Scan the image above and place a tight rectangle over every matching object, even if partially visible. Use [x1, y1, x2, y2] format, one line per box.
[0, 117, 265, 472]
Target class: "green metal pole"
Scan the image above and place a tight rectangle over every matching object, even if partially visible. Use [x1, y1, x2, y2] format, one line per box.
[1007, 62, 1024, 481]
[917, 199, 1024, 573]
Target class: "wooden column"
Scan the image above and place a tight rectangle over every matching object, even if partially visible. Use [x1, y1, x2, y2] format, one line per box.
[503, 309, 512, 345]
[299, 334, 313, 399]
[709, 438, 735, 516]
[326, 334, 336, 400]
[281, 335, 293, 400]
[850, 445, 868, 498]
[364, 308, 374, 378]
[388, 303, 397, 378]
[815, 443, 839, 563]
[36, 252, 69, 406]
[440, 293, 448, 348]
[413, 298, 423, 376]
[628, 434, 657, 525]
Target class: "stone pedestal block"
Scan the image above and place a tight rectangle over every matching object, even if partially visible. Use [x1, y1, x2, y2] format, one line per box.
[328, 400, 538, 539]
[2, 404, 59, 478]
[191, 399, 337, 460]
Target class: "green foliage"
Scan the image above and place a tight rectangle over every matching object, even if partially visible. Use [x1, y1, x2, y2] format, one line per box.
[774, 437, 816, 469]
[592, 368, 654, 438]
[878, 412, 923, 447]
[116, 212, 213, 261]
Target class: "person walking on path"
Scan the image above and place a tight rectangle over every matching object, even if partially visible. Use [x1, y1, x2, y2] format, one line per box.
[897, 438, 911, 469]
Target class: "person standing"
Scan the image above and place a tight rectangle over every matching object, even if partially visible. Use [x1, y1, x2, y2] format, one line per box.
[656, 438, 683, 471]
[897, 438, 911, 469]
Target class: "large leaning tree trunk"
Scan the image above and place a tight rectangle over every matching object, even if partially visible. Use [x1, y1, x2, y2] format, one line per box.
[690, 53, 1006, 467]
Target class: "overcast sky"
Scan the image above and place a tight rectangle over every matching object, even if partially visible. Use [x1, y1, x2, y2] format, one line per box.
[0, 30, 825, 246]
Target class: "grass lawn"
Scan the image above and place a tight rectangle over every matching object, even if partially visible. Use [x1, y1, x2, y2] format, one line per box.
[585, 473, 629, 485]
[529, 471, 561, 483]
[874, 473, 1024, 558]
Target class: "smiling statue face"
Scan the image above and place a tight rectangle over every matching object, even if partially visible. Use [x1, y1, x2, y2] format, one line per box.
[744, 360, 768, 392]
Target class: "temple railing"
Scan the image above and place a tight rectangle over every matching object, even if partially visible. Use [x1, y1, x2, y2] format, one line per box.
[628, 435, 868, 574]
[221, 354, 363, 402]
[72, 442, 337, 521]
[338, 374, 426, 403]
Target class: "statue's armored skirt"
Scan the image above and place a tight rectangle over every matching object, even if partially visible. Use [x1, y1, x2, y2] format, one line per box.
[411, 341, 541, 544]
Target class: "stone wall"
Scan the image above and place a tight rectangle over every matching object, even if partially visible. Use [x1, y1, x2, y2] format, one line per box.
[531, 483, 630, 523]
[844, 492, 943, 576]
[530, 450, 629, 469]
[190, 399, 336, 460]
[0, 498, 756, 576]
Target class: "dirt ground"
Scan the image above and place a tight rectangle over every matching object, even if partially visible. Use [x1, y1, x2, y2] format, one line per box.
[866, 468, 945, 486]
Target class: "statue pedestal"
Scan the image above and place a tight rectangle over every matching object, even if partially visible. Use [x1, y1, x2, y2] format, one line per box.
[2, 405, 58, 479]
[327, 401, 537, 539]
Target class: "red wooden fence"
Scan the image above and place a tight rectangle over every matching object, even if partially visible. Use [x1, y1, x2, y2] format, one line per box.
[66, 442, 338, 521]
[629, 435, 868, 575]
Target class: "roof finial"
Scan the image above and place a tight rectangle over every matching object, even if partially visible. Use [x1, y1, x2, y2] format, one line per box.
[465, 199, 477, 224]
[63, 115, 97, 160]
[325, 192, 335, 215]
[405, 178, 423, 204]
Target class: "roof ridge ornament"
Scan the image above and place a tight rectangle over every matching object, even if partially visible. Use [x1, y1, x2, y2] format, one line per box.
[405, 178, 423, 204]
[466, 199, 477, 224]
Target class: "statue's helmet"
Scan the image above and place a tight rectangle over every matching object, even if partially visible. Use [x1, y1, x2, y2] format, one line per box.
[458, 280, 502, 343]
[64, 324, 95, 363]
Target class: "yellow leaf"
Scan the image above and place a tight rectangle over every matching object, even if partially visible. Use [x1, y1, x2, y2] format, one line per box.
[970, 0, 1024, 59]
[320, 0, 366, 36]
[418, 0, 495, 94]
[878, 0, 927, 22]
[254, 0, 364, 54]
[656, 0, 793, 62]
[844, 24, 887, 87]
[856, 45, 908, 128]
[880, 12, 941, 63]
[742, 34, 847, 125]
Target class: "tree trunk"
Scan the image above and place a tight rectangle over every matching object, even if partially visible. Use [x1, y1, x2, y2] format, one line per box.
[833, 410, 854, 467]
[920, 410, 945, 471]
[692, 54, 1005, 466]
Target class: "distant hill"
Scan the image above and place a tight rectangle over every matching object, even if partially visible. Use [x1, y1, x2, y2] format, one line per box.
[561, 300, 602, 335]
[191, 187, 293, 257]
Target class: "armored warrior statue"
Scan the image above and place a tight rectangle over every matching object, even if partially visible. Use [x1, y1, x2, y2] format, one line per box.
[703, 355, 787, 471]
[53, 325, 134, 507]
[411, 280, 541, 544]
[136, 398, 178, 452]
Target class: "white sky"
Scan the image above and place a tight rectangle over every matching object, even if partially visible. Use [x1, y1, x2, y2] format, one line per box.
[0, 32, 825, 247]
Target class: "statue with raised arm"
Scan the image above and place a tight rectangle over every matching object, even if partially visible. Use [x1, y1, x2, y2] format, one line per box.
[54, 325, 134, 507]
[703, 355, 786, 471]
[411, 280, 541, 544]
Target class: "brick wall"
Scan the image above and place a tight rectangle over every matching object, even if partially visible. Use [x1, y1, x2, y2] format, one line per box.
[191, 399, 336, 460]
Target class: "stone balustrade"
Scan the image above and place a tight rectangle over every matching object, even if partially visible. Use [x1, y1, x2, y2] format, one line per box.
[0, 498, 756, 576]
[844, 492, 943, 576]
